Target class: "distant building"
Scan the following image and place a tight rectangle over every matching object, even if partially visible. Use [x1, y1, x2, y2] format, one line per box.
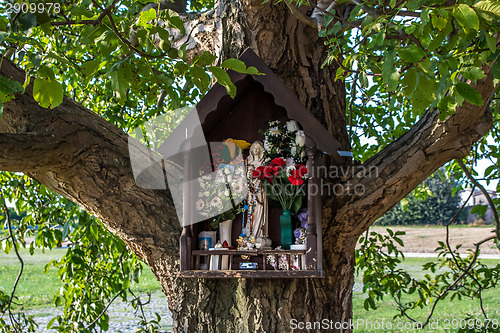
[461, 189, 497, 224]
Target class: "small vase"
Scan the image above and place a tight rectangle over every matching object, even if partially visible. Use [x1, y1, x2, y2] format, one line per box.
[219, 220, 232, 269]
[219, 220, 232, 247]
[280, 210, 293, 250]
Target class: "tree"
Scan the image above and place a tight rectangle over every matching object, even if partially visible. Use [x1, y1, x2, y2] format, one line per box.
[376, 170, 462, 226]
[1, 0, 500, 332]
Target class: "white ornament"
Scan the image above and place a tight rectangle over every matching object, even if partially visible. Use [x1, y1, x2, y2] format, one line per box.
[286, 120, 299, 132]
[295, 130, 305, 147]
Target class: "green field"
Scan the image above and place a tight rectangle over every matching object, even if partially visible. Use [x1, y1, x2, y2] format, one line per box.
[0, 249, 499, 332]
[352, 257, 500, 332]
[0, 248, 162, 309]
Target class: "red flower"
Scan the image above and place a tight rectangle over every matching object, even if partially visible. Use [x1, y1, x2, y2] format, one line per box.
[271, 158, 286, 166]
[296, 164, 307, 177]
[253, 166, 265, 179]
[272, 165, 281, 176]
[264, 165, 274, 179]
[288, 175, 304, 185]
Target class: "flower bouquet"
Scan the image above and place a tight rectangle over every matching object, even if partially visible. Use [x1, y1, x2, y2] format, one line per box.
[261, 120, 307, 164]
[252, 157, 307, 212]
[293, 208, 308, 245]
[195, 141, 248, 229]
[253, 120, 309, 249]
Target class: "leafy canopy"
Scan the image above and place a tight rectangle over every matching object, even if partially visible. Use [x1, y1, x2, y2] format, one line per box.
[1, 0, 500, 331]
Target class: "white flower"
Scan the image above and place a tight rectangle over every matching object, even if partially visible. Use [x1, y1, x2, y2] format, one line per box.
[285, 164, 296, 177]
[264, 140, 272, 151]
[211, 197, 222, 208]
[286, 120, 299, 132]
[195, 199, 205, 210]
[295, 130, 305, 147]
[291, 146, 297, 156]
[269, 126, 280, 136]
[204, 191, 210, 197]
[300, 150, 306, 159]
[285, 157, 295, 166]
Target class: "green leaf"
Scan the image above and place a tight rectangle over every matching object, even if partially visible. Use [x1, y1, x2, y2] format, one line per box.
[431, 14, 447, 31]
[401, 198, 409, 211]
[437, 95, 456, 114]
[292, 195, 303, 214]
[156, 73, 173, 88]
[484, 164, 496, 177]
[401, 68, 417, 97]
[0, 100, 3, 119]
[461, 66, 486, 82]
[47, 317, 57, 329]
[209, 66, 237, 98]
[455, 82, 483, 106]
[453, 4, 480, 31]
[493, 59, 500, 79]
[0, 77, 23, 103]
[410, 74, 437, 111]
[81, 59, 104, 77]
[4, 240, 11, 254]
[62, 218, 71, 240]
[137, 8, 156, 27]
[470, 204, 486, 215]
[162, 9, 185, 34]
[485, 32, 497, 53]
[474, 0, 500, 17]
[382, 50, 400, 91]
[397, 45, 426, 63]
[199, 51, 217, 66]
[221, 59, 262, 75]
[33, 77, 64, 109]
[110, 67, 128, 104]
[37, 65, 56, 80]
[190, 66, 210, 92]
[157, 27, 170, 41]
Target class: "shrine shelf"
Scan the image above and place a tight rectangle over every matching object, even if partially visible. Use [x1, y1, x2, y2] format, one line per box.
[176, 48, 343, 279]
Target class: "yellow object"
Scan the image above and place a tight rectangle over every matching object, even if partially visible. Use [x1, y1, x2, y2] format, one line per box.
[226, 138, 251, 150]
[223, 138, 251, 160]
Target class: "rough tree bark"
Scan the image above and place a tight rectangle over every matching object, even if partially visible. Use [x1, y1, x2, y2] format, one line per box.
[0, 0, 497, 332]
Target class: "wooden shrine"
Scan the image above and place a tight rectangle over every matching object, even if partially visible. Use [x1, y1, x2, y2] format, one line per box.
[170, 48, 341, 278]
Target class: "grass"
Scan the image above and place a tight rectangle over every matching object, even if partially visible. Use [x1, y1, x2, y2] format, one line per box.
[0, 248, 162, 310]
[353, 257, 500, 332]
[372, 224, 494, 229]
[1, 244, 499, 332]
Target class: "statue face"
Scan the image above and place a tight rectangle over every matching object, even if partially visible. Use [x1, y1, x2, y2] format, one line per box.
[251, 143, 262, 156]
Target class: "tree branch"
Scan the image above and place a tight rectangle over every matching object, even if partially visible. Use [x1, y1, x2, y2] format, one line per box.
[457, 159, 500, 238]
[336, 59, 498, 236]
[0, 59, 180, 266]
[86, 290, 124, 329]
[106, 12, 166, 59]
[0, 191, 24, 331]
[0, 133, 62, 172]
[284, 1, 318, 28]
[51, 0, 119, 26]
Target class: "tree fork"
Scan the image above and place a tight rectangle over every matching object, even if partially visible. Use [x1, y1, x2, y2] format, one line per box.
[1, 0, 499, 331]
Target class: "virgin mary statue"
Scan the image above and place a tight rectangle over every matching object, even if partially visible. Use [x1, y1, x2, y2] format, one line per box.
[244, 141, 272, 249]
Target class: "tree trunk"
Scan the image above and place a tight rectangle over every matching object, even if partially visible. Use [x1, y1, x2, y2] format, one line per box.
[162, 1, 356, 331]
[0, 0, 496, 332]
